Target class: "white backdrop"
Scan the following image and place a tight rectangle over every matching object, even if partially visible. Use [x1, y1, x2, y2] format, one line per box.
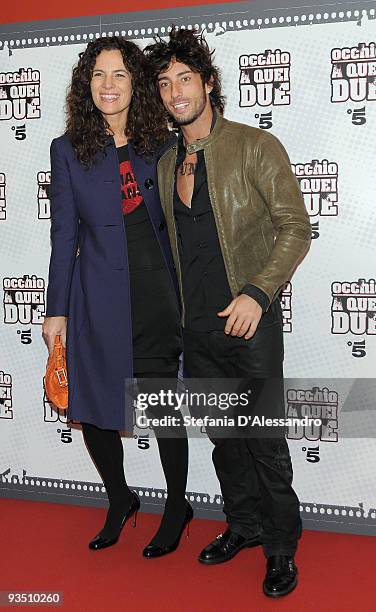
[1, 1, 376, 534]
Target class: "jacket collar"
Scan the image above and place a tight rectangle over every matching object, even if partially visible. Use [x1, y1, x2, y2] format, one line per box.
[104, 133, 115, 147]
[181, 110, 225, 155]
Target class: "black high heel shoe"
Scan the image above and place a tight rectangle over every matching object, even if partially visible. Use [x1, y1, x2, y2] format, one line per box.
[88, 491, 140, 550]
[142, 501, 194, 558]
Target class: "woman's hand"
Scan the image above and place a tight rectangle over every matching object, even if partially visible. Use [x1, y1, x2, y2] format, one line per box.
[42, 316, 67, 355]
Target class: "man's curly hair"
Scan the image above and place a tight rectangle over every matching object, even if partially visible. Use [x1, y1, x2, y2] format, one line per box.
[66, 36, 169, 166]
[144, 27, 225, 116]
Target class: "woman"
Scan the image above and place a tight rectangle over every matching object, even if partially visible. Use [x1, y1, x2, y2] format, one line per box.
[42, 36, 192, 557]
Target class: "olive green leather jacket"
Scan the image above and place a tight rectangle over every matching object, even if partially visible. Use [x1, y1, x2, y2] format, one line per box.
[157, 113, 311, 320]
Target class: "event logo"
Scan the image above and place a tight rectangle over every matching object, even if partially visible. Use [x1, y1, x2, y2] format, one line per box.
[292, 159, 339, 239]
[331, 42, 376, 103]
[281, 282, 292, 333]
[239, 49, 291, 107]
[37, 171, 51, 219]
[3, 275, 45, 324]
[0, 370, 13, 419]
[0, 172, 5, 220]
[43, 390, 75, 443]
[331, 279, 376, 335]
[254, 110, 273, 130]
[286, 386, 338, 443]
[0, 68, 41, 120]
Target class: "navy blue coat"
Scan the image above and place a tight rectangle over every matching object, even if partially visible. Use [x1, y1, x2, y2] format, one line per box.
[46, 134, 180, 430]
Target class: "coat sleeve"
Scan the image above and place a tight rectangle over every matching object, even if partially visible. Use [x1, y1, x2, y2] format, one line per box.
[45, 138, 79, 317]
[247, 130, 312, 305]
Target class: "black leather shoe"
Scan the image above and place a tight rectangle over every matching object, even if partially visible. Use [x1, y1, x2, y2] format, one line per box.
[198, 529, 261, 565]
[142, 502, 194, 558]
[263, 555, 298, 597]
[88, 491, 140, 551]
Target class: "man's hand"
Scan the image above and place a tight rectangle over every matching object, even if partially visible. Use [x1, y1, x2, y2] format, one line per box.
[42, 316, 67, 356]
[217, 295, 262, 339]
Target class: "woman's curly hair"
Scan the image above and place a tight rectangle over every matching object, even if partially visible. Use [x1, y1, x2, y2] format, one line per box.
[144, 27, 225, 116]
[66, 36, 169, 166]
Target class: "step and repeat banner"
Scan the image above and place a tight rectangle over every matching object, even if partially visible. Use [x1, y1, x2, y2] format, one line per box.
[1, 1, 376, 534]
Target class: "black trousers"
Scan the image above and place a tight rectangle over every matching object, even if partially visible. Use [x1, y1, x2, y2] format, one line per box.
[183, 300, 302, 557]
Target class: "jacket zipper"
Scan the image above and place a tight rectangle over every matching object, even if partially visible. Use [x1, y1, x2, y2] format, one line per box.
[203, 146, 237, 300]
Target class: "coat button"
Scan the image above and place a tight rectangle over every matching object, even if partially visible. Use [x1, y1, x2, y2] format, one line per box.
[144, 178, 154, 190]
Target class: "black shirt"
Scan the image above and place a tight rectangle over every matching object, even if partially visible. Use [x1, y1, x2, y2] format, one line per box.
[117, 144, 181, 372]
[173, 131, 269, 333]
[174, 141, 233, 332]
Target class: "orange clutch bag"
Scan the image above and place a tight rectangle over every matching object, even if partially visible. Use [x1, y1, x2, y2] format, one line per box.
[45, 334, 68, 410]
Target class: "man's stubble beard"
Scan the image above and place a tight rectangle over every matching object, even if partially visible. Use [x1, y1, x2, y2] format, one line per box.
[169, 89, 208, 127]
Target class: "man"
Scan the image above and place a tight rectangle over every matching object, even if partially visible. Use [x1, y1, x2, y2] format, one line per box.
[145, 29, 311, 597]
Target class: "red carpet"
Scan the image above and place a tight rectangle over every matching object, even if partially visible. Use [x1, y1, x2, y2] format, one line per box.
[1, 498, 374, 611]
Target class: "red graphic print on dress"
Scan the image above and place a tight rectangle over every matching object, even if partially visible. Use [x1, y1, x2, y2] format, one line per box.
[120, 160, 143, 215]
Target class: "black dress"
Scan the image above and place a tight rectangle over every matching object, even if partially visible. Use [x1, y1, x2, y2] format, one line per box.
[117, 144, 181, 374]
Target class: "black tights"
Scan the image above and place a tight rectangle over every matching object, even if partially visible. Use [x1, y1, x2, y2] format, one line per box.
[81, 371, 189, 545]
